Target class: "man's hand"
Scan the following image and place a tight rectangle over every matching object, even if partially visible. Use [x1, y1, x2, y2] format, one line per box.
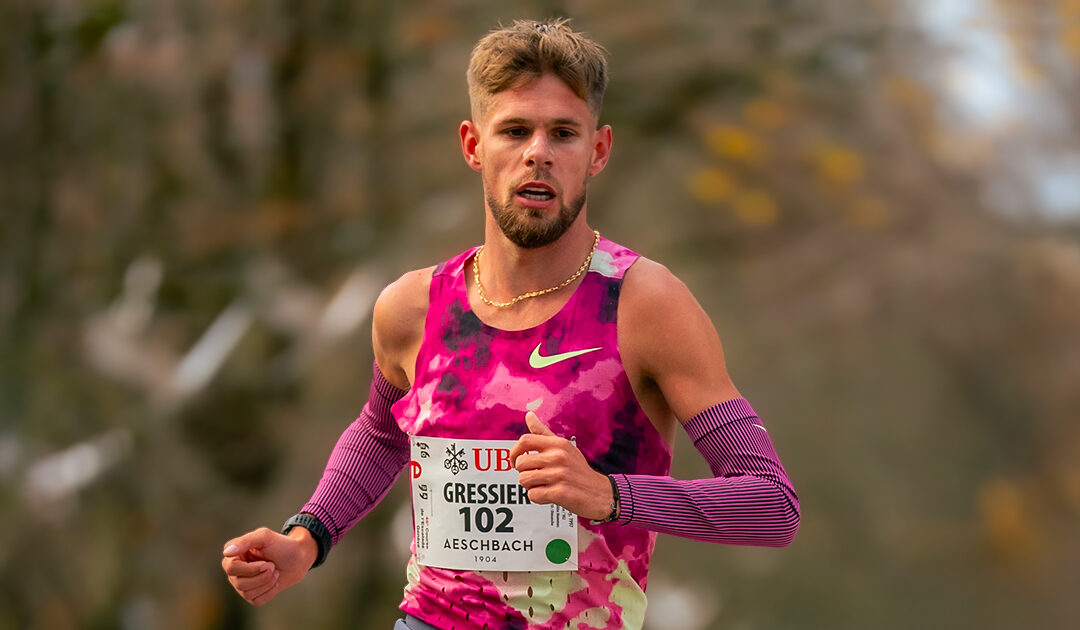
[508, 412, 614, 521]
[221, 526, 318, 606]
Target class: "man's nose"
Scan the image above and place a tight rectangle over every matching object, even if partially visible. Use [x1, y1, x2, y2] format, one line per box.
[523, 133, 554, 167]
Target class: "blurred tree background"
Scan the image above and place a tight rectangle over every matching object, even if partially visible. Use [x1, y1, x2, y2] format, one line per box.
[2, 0, 1079, 628]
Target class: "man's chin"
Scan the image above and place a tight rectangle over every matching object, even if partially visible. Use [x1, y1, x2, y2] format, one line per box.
[506, 200, 551, 219]
[504, 208, 560, 233]
[498, 218, 565, 249]
[488, 191, 584, 248]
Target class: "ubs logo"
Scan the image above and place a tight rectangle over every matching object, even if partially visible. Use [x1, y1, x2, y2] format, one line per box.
[443, 443, 468, 475]
[473, 448, 513, 471]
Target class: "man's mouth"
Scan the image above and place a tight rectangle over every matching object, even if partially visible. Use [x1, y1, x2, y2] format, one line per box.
[516, 183, 556, 202]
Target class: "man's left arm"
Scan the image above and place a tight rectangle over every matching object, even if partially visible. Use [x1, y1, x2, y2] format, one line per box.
[613, 258, 799, 547]
[511, 258, 799, 547]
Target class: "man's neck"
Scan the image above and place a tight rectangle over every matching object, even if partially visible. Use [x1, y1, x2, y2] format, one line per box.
[477, 216, 596, 301]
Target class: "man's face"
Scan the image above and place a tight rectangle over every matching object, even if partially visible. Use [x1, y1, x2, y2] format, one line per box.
[461, 73, 612, 248]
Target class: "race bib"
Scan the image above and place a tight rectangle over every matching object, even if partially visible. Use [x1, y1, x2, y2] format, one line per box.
[410, 435, 578, 572]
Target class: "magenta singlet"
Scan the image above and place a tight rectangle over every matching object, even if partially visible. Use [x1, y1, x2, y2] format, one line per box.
[391, 237, 672, 630]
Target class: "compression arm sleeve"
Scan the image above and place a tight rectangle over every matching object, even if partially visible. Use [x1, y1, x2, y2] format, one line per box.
[301, 363, 410, 546]
[613, 398, 800, 547]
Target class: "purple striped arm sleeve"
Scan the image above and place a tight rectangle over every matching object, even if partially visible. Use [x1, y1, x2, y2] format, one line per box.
[614, 398, 800, 547]
[301, 363, 409, 546]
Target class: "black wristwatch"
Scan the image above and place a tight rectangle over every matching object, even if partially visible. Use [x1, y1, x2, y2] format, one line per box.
[282, 513, 333, 568]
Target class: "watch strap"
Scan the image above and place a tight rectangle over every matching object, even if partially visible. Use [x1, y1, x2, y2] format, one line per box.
[589, 475, 621, 525]
[282, 513, 332, 568]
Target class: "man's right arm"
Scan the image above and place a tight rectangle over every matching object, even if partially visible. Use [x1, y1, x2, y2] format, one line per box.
[221, 267, 431, 605]
[298, 266, 432, 545]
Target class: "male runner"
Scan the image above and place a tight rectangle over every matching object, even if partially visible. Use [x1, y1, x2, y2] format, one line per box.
[222, 18, 799, 630]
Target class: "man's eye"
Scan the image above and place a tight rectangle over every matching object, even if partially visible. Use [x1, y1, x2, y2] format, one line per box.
[555, 129, 575, 139]
[506, 128, 528, 137]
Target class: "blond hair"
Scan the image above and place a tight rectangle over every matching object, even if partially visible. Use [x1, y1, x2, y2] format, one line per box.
[467, 18, 609, 120]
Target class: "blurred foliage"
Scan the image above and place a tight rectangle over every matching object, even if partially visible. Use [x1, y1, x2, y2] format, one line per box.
[2, 0, 1080, 629]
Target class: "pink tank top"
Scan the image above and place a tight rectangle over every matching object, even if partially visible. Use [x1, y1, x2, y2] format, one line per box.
[392, 237, 672, 630]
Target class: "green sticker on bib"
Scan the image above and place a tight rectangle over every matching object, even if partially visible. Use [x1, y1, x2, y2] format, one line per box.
[545, 539, 572, 564]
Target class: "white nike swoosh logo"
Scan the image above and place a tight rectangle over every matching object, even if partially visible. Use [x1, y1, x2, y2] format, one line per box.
[529, 343, 603, 369]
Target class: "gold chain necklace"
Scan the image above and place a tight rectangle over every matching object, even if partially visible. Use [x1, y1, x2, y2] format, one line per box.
[473, 230, 600, 308]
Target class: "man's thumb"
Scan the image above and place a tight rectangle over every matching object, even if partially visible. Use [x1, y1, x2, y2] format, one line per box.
[223, 528, 275, 557]
[525, 411, 555, 436]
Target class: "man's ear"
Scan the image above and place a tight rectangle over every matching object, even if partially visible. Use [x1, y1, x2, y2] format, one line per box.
[588, 124, 613, 177]
[460, 120, 482, 172]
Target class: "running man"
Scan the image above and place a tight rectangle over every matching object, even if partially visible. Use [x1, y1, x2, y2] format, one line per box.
[222, 18, 799, 630]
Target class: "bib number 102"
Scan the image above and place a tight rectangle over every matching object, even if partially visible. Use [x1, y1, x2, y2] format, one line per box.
[458, 506, 514, 533]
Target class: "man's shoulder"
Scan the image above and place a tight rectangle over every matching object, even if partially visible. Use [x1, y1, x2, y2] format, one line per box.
[373, 266, 435, 356]
[378, 266, 436, 308]
[621, 255, 695, 314]
[618, 254, 714, 354]
[376, 265, 435, 319]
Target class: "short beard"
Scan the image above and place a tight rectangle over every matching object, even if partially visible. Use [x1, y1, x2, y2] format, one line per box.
[487, 187, 587, 249]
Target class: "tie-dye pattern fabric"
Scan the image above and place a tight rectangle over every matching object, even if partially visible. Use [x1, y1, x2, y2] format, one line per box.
[392, 237, 672, 630]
